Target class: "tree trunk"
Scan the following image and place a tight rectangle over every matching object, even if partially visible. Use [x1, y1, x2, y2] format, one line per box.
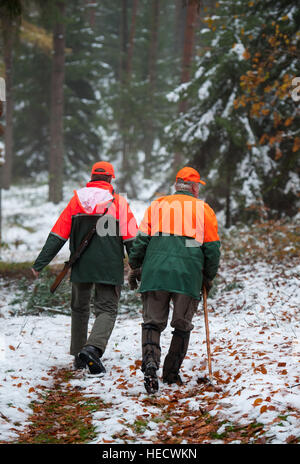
[119, 0, 139, 193]
[126, 0, 139, 81]
[173, 0, 198, 172]
[0, 100, 3, 250]
[179, 1, 198, 112]
[1, 14, 14, 190]
[174, 0, 186, 61]
[225, 180, 231, 229]
[48, 1, 66, 204]
[120, 0, 128, 84]
[148, 0, 159, 88]
[118, 0, 129, 193]
[85, 0, 96, 29]
[144, 0, 160, 179]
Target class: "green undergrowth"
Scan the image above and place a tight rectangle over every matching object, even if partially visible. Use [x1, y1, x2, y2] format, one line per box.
[3, 263, 141, 318]
[8, 268, 72, 316]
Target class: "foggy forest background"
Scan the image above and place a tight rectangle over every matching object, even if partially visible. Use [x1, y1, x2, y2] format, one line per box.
[0, 0, 299, 228]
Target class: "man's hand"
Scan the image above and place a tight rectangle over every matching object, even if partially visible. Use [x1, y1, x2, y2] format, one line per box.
[128, 268, 141, 290]
[202, 275, 213, 295]
[31, 268, 39, 279]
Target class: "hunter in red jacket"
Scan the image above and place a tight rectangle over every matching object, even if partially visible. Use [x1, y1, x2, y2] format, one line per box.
[32, 162, 138, 375]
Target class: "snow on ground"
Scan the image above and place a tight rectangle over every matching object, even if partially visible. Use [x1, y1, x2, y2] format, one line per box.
[0, 182, 299, 444]
[0, 257, 299, 443]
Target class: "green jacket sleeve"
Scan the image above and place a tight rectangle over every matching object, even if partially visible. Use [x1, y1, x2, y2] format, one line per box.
[202, 240, 221, 281]
[33, 232, 67, 272]
[128, 232, 151, 269]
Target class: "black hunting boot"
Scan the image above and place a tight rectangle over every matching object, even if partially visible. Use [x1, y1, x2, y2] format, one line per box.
[78, 345, 106, 376]
[141, 323, 161, 394]
[73, 354, 86, 370]
[162, 329, 190, 385]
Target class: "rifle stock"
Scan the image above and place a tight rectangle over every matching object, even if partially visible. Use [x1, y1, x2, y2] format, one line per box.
[50, 262, 70, 294]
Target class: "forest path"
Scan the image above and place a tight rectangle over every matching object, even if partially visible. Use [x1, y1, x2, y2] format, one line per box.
[2, 365, 272, 445]
[0, 221, 299, 444]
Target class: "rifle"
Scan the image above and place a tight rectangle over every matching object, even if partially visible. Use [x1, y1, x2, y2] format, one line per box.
[50, 198, 114, 294]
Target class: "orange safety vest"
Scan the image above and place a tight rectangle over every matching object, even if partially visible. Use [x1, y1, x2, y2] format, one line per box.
[139, 193, 219, 244]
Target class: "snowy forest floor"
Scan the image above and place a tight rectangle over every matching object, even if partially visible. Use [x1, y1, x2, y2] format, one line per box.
[0, 183, 299, 445]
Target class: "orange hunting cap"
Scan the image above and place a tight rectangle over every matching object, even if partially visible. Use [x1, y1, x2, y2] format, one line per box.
[176, 166, 206, 185]
[91, 161, 115, 178]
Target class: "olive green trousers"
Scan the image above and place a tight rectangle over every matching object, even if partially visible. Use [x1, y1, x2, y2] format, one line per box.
[70, 282, 121, 356]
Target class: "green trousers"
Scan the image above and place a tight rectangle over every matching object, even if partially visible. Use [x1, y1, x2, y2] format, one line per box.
[70, 282, 121, 356]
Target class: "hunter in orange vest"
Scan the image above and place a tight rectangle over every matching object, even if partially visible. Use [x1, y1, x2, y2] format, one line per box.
[129, 167, 220, 394]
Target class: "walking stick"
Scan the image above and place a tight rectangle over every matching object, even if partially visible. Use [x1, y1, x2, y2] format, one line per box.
[198, 286, 222, 392]
[203, 286, 212, 378]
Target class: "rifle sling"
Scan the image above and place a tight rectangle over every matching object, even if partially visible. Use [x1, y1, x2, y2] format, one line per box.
[66, 197, 115, 268]
[50, 197, 115, 293]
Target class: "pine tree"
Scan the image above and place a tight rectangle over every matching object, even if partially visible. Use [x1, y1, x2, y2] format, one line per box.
[234, 0, 300, 218]
[3, 0, 202, 200]
[11, 0, 106, 183]
[63, 0, 106, 173]
[166, 0, 300, 223]
[95, 0, 182, 196]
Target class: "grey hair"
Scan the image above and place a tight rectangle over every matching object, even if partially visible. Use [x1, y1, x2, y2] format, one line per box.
[175, 178, 197, 193]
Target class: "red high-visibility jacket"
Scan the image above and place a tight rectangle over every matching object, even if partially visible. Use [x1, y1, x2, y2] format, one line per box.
[33, 181, 138, 284]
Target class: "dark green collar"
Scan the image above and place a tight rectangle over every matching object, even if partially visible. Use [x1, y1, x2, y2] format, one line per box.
[174, 190, 195, 198]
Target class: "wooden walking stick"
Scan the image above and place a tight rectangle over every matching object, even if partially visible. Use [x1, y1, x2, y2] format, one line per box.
[198, 286, 222, 391]
[203, 286, 212, 378]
